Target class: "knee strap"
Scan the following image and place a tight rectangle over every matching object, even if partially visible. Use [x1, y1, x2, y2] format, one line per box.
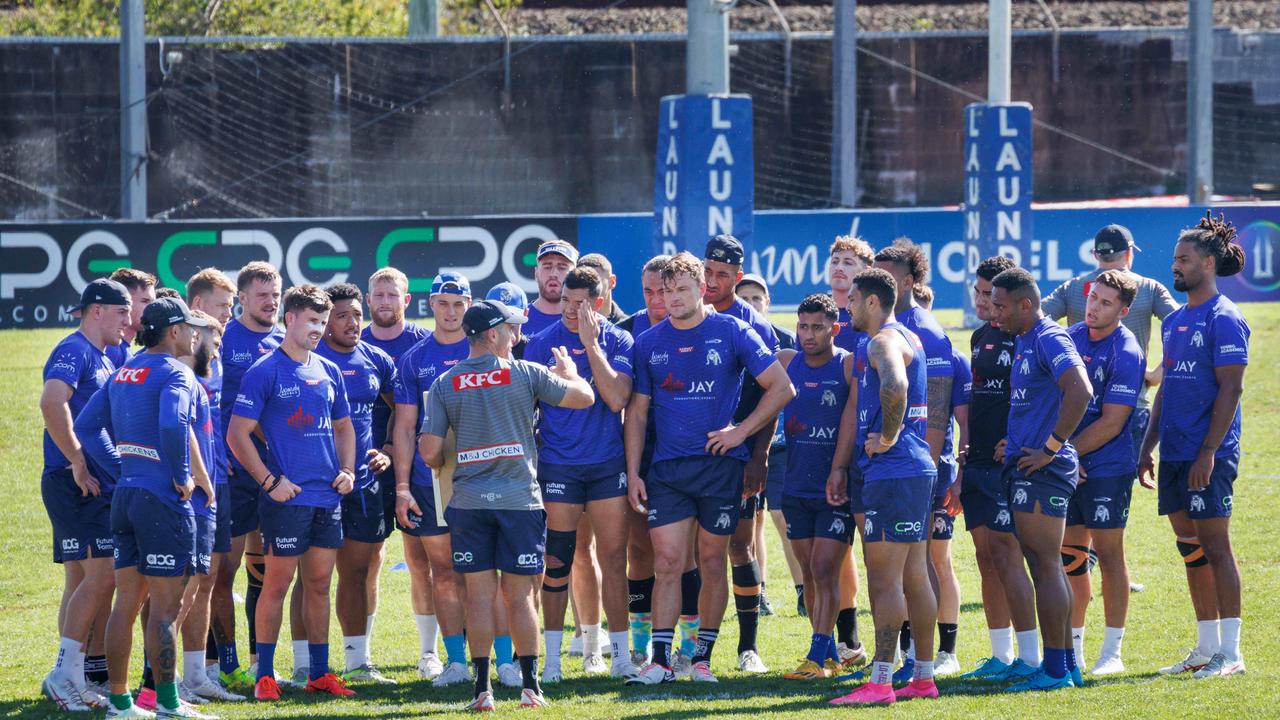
[1177, 536, 1208, 568]
[1061, 544, 1093, 576]
[542, 529, 577, 591]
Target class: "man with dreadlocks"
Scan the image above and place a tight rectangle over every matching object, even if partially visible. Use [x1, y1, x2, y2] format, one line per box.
[1140, 212, 1250, 679]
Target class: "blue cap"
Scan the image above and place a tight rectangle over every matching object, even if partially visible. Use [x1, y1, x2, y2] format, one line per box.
[430, 271, 471, 298]
[485, 282, 528, 311]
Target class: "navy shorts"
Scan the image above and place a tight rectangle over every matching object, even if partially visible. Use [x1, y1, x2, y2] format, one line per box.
[848, 464, 866, 516]
[539, 456, 628, 505]
[112, 487, 196, 577]
[397, 483, 450, 537]
[739, 493, 764, 520]
[646, 456, 744, 536]
[444, 507, 546, 575]
[1005, 455, 1077, 518]
[862, 475, 934, 543]
[213, 483, 233, 553]
[782, 494, 853, 543]
[960, 464, 1014, 533]
[194, 512, 216, 575]
[1158, 453, 1237, 520]
[930, 495, 955, 540]
[764, 447, 787, 510]
[935, 458, 957, 498]
[259, 501, 343, 556]
[41, 467, 114, 563]
[342, 479, 393, 544]
[1067, 474, 1135, 529]
[228, 466, 261, 537]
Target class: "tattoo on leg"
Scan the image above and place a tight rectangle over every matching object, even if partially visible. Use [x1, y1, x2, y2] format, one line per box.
[157, 623, 177, 684]
[210, 618, 232, 647]
[874, 623, 898, 663]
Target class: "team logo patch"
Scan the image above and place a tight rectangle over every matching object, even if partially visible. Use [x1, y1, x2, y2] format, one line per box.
[453, 368, 511, 390]
[457, 442, 524, 465]
[118, 443, 160, 461]
[114, 367, 151, 384]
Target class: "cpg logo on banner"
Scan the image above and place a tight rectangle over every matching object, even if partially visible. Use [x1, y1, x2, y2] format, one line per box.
[653, 94, 753, 258]
[962, 102, 1033, 325]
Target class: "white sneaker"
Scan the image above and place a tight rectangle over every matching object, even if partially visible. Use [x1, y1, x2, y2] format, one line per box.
[245, 662, 294, 688]
[76, 682, 110, 708]
[107, 703, 156, 719]
[203, 665, 220, 687]
[496, 662, 522, 688]
[540, 661, 563, 685]
[624, 662, 675, 685]
[934, 650, 961, 676]
[1192, 653, 1246, 678]
[599, 635, 613, 656]
[180, 677, 245, 702]
[156, 703, 220, 719]
[432, 661, 473, 687]
[289, 667, 309, 688]
[672, 653, 693, 679]
[1159, 649, 1214, 675]
[519, 688, 550, 708]
[737, 649, 768, 673]
[611, 658, 641, 679]
[630, 650, 649, 667]
[583, 652, 608, 674]
[176, 682, 209, 705]
[418, 651, 444, 679]
[466, 691, 495, 712]
[837, 642, 867, 668]
[1089, 655, 1126, 676]
[42, 672, 93, 712]
[568, 634, 584, 657]
[85, 680, 111, 700]
[690, 660, 718, 682]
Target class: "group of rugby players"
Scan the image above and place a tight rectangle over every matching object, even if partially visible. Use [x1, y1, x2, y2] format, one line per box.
[37, 211, 1249, 716]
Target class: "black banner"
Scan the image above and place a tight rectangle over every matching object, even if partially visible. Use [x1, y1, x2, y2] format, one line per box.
[0, 216, 577, 328]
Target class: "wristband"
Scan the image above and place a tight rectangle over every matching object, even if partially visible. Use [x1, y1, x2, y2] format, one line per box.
[340, 467, 354, 476]
[1044, 435, 1064, 454]
[1050, 431, 1067, 444]
[1041, 445, 1056, 457]
[257, 473, 273, 488]
[265, 475, 282, 493]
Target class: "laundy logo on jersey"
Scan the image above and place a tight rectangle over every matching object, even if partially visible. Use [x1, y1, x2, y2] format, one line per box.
[453, 368, 511, 390]
[114, 367, 151, 384]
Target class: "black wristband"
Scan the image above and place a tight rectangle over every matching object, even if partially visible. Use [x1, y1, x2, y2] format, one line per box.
[1042, 445, 1056, 457]
[265, 475, 282, 493]
[1050, 431, 1067, 444]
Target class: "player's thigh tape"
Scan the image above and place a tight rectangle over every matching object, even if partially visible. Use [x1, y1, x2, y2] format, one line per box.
[543, 529, 577, 592]
[1061, 544, 1095, 576]
[1177, 536, 1208, 568]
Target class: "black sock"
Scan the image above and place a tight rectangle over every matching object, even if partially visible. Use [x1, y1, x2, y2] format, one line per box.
[629, 576, 655, 614]
[836, 607, 859, 648]
[245, 552, 265, 650]
[938, 623, 958, 654]
[473, 657, 491, 698]
[205, 630, 218, 661]
[518, 655, 540, 693]
[899, 621, 912, 655]
[692, 628, 719, 664]
[142, 660, 155, 690]
[732, 562, 762, 653]
[652, 628, 674, 668]
[679, 569, 701, 617]
[795, 584, 805, 599]
[84, 655, 108, 684]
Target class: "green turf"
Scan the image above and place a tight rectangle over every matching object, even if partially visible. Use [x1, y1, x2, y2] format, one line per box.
[1, 305, 1276, 718]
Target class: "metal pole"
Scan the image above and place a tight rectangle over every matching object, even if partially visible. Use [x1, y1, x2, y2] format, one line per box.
[988, 0, 1011, 103]
[831, 0, 857, 206]
[408, 0, 441, 37]
[1188, 0, 1213, 203]
[687, 0, 730, 95]
[119, 0, 146, 219]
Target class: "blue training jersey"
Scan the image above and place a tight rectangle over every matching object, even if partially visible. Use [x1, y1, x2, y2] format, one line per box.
[897, 305, 954, 380]
[219, 319, 284, 469]
[191, 383, 217, 517]
[361, 323, 429, 450]
[525, 305, 561, 338]
[1008, 317, 1086, 465]
[232, 348, 352, 508]
[43, 330, 119, 472]
[1069, 322, 1143, 477]
[393, 333, 468, 487]
[855, 323, 935, 481]
[942, 347, 972, 462]
[199, 359, 228, 486]
[633, 313, 775, 464]
[835, 308, 869, 355]
[782, 349, 850, 499]
[316, 340, 397, 490]
[1158, 294, 1250, 462]
[525, 318, 635, 466]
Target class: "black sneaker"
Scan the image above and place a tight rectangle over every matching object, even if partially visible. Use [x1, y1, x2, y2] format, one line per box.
[759, 593, 774, 617]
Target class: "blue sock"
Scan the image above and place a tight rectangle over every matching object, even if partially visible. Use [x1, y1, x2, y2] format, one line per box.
[308, 643, 329, 681]
[806, 633, 831, 664]
[255, 643, 276, 681]
[1044, 648, 1067, 679]
[217, 642, 239, 674]
[1066, 645, 1078, 672]
[493, 635, 514, 667]
[827, 634, 841, 663]
[443, 635, 467, 667]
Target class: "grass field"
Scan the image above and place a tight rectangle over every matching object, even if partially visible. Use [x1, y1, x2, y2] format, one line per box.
[1, 306, 1276, 719]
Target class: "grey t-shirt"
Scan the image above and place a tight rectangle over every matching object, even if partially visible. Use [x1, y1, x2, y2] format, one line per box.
[1042, 267, 1179, 408]
[423, 353, 568, 510]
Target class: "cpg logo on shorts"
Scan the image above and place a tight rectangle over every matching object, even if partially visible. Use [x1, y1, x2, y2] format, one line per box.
[516, 553, 540, 569]
[146, 553, 177, 570]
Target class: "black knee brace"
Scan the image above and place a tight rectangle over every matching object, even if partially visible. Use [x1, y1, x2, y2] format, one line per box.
[680, 568, 701, 617]
[1177, 536, 1209, 568]
[1061, 544, 1095, 576]
[732, 562, 761, 612]
[542, 529, 577, 592]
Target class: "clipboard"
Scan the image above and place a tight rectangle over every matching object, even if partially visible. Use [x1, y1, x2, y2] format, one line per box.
[425, 389, 457, 527]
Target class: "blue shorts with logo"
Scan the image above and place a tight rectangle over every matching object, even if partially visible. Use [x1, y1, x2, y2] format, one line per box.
[41, 467, 114, 563]
[931, 494, 955, 540]
[444, 507, 546, 575]
[862, 475, 935, 543]
[343, 479, 394, 544]
[112, 487, 196, 577]
[228, 466, 261, 537]
[960, 464, 1014, 533]
[1004, 455, 1078, 519]
[194, 513, 216, 575]
[1067, 473, 1135, 529]
[1158, 453, 1237, 520]
[646, 456, 744, 536]
[397, 483, 450, 538]
[782, 494, 853, 543]
[539, 456, 628, 505]
[764, 446, 787, 510]
[213, 483, 233, 553]
[259, 501, 343, 557]
[848, 464, 866, 516]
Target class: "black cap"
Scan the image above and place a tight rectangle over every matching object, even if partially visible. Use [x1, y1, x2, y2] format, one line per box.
[704, 234, 745, 265]
[1094, 224, 1140, 255]
[141, 297, 210, 334]
[71, 278, 130, 312]
[462, 299, 529, 337]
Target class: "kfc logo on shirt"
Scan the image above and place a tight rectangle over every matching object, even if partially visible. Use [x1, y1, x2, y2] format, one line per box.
[453, 368, 511, 390]
[114, 367, 151, 384]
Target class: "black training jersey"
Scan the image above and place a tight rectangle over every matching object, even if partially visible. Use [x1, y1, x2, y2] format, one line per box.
[968, 322, 1016, 468]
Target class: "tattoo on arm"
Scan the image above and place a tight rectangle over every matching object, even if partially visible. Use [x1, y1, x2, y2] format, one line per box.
[870, 336, 908, 440]
[926, 376, 952, 431]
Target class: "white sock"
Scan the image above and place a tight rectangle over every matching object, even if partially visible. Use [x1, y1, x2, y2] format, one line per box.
[870, 660, 893, 685]
[70, 649, 87, 689]
[1071, 627, 1086, 668]
[1099, 626, 1125, 660]
[1016, 629, 1041, 666]
[583, 624, 602, 657]
[183, 651, 206, 685]
[1219, 618, 1242, 662]
[609, 631, 630, 663]
[913, 660, 935, 681]
[293, 640, 310, 672]
[1197, 619, 1220, 657]
[990, 626, 1015, 664]
[414, 614, 439, 656]
[545, 631, 564, 664]
[343, 636, 367, 672]
[53, 637, 81, 679]
[906, 638, 916, 662]
[365, 614, 376, 663]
